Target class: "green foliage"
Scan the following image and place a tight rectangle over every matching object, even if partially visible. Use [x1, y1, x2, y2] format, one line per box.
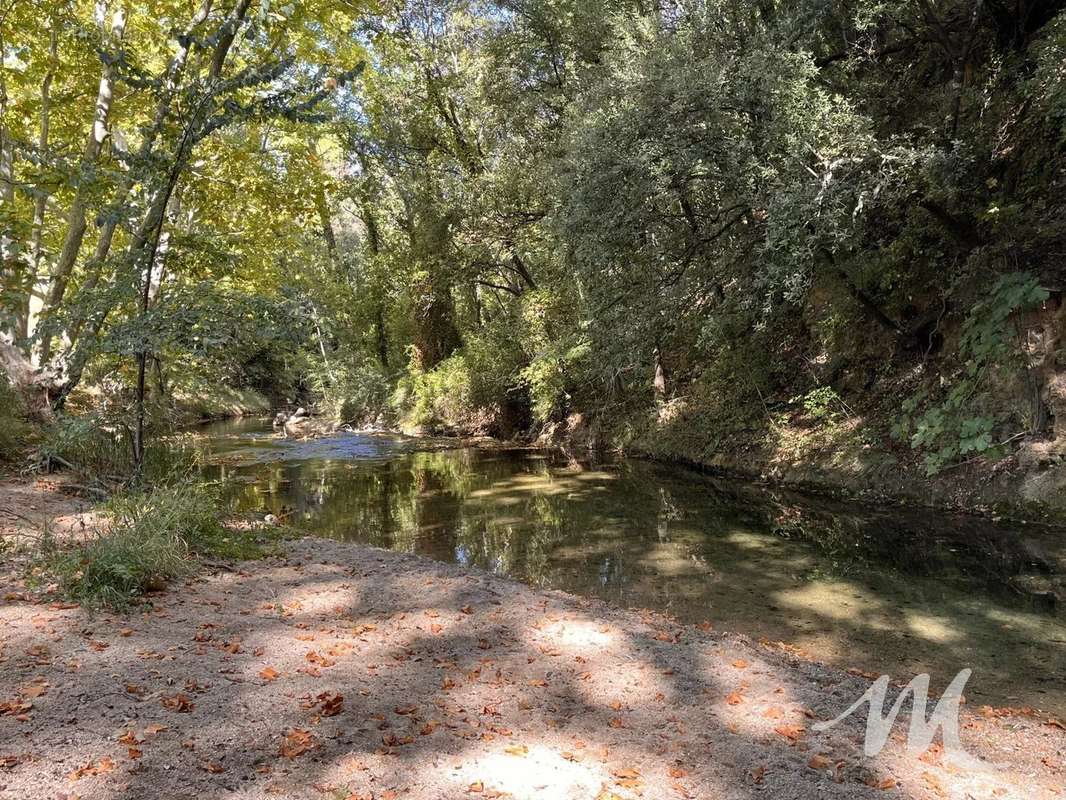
[37, 414, 130, 477]
[43, 482, 258, 609]
[309, 356, 392, 424]
[4, 0, 1064, 487]
[37, 413, 196, 484]
[396, 354, 488, 433]
[0, 376, 32, 462]
[792, 387, 847, 422]
[894, 273, 1049, 475]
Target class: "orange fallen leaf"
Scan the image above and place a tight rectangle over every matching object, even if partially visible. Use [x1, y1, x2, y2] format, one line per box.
[732, 659, 750, 669]
[773, 724, 805, 742]
[259, 666, 280, 682]
[864, 776, 897, 790]
[20, 681, 48, 699]
[279, 728, 315, 758]
[305, 650, 335, 668]
[808, 755, 831, 769]
[161, 693, 194, 713]
[726, 692, 745, 706]
[68, 756, 116, 781]
[318, 692, 344, 717]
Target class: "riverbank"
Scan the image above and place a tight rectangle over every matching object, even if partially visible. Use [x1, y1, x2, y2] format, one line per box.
[599, 402, 1066, 525]
[0, 480, 1063, 800]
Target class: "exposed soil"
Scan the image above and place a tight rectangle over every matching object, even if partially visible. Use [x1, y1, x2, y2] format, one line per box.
[0, 481, 1063, 800]
[0, 475, 100, 545]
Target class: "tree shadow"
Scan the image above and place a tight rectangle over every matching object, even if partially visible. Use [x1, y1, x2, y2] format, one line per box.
[1, 541, 1058, 799]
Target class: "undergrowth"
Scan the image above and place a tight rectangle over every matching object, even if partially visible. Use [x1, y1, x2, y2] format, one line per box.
[0, 375, 32, 462]
[37, 481, 267, 609]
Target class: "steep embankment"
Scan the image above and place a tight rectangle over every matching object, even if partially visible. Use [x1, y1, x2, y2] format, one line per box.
[612, 297, 1066, 523]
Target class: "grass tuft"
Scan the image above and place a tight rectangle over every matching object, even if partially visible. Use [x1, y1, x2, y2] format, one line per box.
[42, 482, 264, 608]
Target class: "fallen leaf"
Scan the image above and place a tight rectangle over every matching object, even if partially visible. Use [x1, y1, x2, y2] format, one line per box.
[864, 776, 897, 790]
[259, 666, 280, 682]
[808, 755, 831, 770]
[504, 744, 529, 757]
[318, 692, 343, 717]
[773, 724, 805, 742]
[68, 756, 116, 780]
[161, 693, 194, 713]
[20, 681, 48, 699]
[279, 728, 314, 758]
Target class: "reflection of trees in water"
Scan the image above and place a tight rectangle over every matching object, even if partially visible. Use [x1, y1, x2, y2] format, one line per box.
[212, 443, 1062, 620]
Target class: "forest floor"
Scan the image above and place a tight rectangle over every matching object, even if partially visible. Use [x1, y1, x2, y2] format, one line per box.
[0, 478, 1064, 800]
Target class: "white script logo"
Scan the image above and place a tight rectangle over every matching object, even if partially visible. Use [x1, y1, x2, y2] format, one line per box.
[813, 669, 972, 757]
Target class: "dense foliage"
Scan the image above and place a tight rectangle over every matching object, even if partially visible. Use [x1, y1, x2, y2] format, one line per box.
[2, 0, 1064, 474]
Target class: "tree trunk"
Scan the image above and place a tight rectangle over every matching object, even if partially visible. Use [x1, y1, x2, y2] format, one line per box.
[0, 22, 16, 324]
[24, 24, 59, 344]
[38, 2, 126, 362]
[52, 0, 215, 359]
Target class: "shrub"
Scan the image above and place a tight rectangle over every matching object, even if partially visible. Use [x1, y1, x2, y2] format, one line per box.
[308, 356, 392, 424]
[397, 353, 487, 432]
[37, 413, 195, 484]
[892, 273, 1049, 474]
[45, 482, 259, 608]
[0, 375, 31, 462]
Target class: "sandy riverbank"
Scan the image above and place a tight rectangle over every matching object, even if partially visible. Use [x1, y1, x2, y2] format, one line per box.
[0, 479, 1063, 799]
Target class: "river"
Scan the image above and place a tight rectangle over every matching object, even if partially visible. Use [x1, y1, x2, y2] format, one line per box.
[193, 418, 1066, 717]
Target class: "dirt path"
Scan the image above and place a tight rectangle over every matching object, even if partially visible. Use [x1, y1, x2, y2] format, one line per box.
[0, 485, 1063, 800]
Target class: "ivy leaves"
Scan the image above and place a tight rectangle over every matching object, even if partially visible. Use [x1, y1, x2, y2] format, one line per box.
[894, 272, 1048, 475]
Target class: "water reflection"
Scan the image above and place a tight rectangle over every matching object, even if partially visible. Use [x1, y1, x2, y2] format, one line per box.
[194, 419, 1066, 716]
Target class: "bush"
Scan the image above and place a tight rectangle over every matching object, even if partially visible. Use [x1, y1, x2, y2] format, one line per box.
[45, 482, 259, 608]
[309, 356, 392, 424]
[37, 413, 195, 484]
[892, 273, 1049, 475]
[0, 375, 32, 462]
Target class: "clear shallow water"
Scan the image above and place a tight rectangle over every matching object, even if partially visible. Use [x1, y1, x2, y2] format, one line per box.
[194, 418, 1066, 716]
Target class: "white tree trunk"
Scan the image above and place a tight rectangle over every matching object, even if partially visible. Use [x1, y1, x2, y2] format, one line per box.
[37, 2, 126, 359]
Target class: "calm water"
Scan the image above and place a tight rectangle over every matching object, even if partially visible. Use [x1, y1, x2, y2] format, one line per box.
[194, 418, 1066, 716]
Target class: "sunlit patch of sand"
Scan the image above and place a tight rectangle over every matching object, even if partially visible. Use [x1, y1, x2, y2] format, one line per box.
[901, 612, 964, 643]
[454, 744, 606, 799]
[528, 617, 616, 651]
[772, 580, 890, 625]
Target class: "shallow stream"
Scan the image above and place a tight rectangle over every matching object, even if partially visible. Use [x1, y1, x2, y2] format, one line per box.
[195, 418, 1066, 716]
